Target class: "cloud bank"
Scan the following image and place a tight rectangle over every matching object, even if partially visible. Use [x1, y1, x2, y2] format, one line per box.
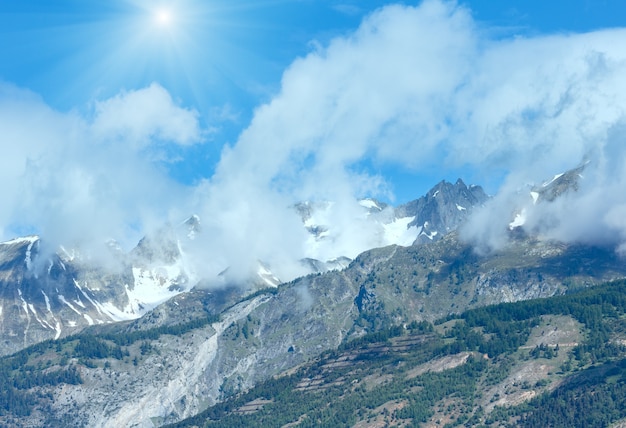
[3, 0, 626, 282]
[195, 0, 626, 272]
[0, 83, 200, 256]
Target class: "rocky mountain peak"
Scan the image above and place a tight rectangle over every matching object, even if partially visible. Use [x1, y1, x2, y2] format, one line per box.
[0, 227, 195, 356]
[183, 214, 201, 239]
[396, 179, 489, 244]
[532, 163, 586, 203]
[509, 163, 588, 232]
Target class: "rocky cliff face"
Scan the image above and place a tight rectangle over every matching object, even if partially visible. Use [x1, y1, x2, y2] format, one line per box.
[6, 231, 626, 427]
[396, 179, 489, 244]
[0, 178, 489, 358]
[532, 163, 585, 203]
[295, 179, 489, 271]
[2, 169, 622, 427]
[0, 226, 193, 356]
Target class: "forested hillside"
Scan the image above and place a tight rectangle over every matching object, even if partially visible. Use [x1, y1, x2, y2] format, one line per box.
[1, 237, 626, 427]
[169, 279, 626, 428]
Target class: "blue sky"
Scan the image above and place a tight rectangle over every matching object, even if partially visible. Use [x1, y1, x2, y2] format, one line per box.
[2, 0, 626, 277]
[2, 0, 625, 201]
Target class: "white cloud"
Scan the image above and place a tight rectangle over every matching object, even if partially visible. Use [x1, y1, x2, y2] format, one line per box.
[3, 0, 626, 284]
[0, 83, 201, 258]
[91, 83, 202, 148]
[456, 34, 626, 251]
[211, 1, 476, 201]
[206, 0, 626, 259]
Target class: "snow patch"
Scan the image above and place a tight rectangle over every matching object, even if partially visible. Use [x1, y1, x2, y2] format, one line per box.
[542, 173, 564, 187]
[419, 228, 438, 240]
[359, 199, 381, 210]
[124, 264, 189, 317]
[530, 191, 539, 204]
[27, 303, 38, 317]
[257, 263, 281, 287]
[83, 314, 94, 326]
[28, 303, 53, 330]
[70, 259, 190, 323]
[0, 236, 39, 246]
[74, 280, 103, 316]
[382, 217, 420, 247]
[93, 301, 136, 322]
[41, 291, 61, 338]
[18, 289, 29, 317]
[509, 209, 527, 229]
[73, 296, 86, 309]
[25, 240, 36, 271]
[59, 246, 78, 262]
[40, 319, 54, 331]
[42, 291, 52, 312]
[58, 295, 82, 315]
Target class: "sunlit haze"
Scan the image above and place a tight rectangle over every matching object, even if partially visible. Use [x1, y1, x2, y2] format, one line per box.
[155, 9, 172, 26]
[1, 0, 626, 282]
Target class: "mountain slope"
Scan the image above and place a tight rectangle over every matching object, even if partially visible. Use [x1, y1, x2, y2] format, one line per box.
[397, 178, 488, 244]
[167, 279, 626, 428]
[0, 178, 487, 357]
[1, 231, 625, 426]
[0, 169, 623, 427]
[295, 179, 488, 270]
[0, 224, 194, 356]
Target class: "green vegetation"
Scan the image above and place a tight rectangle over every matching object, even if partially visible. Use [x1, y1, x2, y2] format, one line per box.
[0, 346, 82, 416]
[517, 359, 626, 427]
[0, 311, 221, 419]
[168, 279, 626, 427]
[97, 313, 221, 346]
[4, 279, 626, 426]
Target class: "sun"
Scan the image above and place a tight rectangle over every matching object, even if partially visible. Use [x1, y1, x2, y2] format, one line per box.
[155, 8, 172, 27]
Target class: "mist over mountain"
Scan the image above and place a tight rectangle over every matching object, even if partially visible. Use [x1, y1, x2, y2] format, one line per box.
[1, 163, 626, 426]
[462, 159, 626, 254]
[2, 200, 626, 426]
[2, 161, 624, 359]
[3, 1, 626, 289]
[0, 177, 488, 356]
[1, 1, 626, 426]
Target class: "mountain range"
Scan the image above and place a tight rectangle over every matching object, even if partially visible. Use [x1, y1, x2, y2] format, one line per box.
[0, 178, 487, 357]
[1, 166, 625, 427]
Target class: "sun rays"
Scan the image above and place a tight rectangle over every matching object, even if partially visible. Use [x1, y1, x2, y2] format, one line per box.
[155, 8, 172, 27]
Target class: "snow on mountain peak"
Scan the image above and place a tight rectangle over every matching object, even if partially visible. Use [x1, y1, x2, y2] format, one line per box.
[257, 261, 281, 287]
[296, 198, 419, 266]
[294, 180, 488, 271]
[0, 235, 39, 246]
[183, 214, 201, 240]
[358, 198, 382, 211]
[542, 173, 565, 187]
